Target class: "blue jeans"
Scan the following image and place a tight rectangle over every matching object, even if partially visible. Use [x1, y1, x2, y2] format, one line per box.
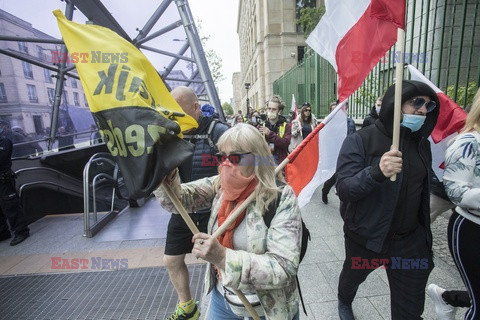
[207, 287, 299, 320]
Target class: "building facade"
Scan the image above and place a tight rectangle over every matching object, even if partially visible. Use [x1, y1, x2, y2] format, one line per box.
[0, 9, 88, 137]
[235, 0, 320, 115]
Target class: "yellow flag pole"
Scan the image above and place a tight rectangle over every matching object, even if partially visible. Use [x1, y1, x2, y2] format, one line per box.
[162, 182, 260, 320]
[390, 27, 405, 182]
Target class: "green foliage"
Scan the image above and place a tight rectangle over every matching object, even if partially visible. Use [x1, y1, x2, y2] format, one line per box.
[205, 49, 225, 85]
[195, 18, 225, 86]
[297, 6, 325, 38]
[446, 81, 478, 107]
[354, 76, 383, 111]
[222, 102, 233, 115]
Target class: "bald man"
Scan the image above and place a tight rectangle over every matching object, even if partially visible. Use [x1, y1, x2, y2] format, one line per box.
[161, 86, 229, 320]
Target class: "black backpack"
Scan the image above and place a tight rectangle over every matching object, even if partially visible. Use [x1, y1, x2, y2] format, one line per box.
[263, 185, 311, 315]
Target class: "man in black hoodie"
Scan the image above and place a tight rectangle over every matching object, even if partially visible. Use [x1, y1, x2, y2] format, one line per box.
[335, 81, 440, 320]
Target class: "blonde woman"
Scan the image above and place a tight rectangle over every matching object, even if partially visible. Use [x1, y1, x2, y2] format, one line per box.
[155, 123, 302, 320]
[428, 88, 480, 320]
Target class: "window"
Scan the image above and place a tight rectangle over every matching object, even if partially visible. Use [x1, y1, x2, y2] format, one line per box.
[73, 92, 80, 106]
[0, 83, 7, 102]
[22, 61, 33, 79]
[44, 68, 52, 83]
[33, 115, 43, 135]
[63, 90, 69, 104]
[47, 88, 55, 105]
[18, 41, 28, 54]
[27, 84, 38, 103]
[71, 78, 77, 88]
[84, 94, 88, 107]
[295, 0, 316, 32]
[37, 46, 48, 60]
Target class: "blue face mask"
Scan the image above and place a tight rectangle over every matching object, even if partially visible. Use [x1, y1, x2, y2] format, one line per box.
[401, 114, 426, 132]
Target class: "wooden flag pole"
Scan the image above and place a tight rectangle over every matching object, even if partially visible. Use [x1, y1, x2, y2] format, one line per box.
[162, 182, 260, 320]
[390, 27, 405, 182]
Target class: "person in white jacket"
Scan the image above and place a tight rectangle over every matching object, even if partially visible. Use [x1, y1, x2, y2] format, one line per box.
[428, 87, 480, 320]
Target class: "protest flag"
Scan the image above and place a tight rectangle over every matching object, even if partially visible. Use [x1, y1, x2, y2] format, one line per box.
[291, 94, 297, 120]
[306, 0, 405, 102]
[54, 10, 198, 199]
[285, 102, 348, 208]
[407, 64, 467, 180]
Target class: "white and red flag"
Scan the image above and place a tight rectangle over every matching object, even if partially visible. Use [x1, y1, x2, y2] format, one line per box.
[407, 65, 467, 181]
[306, 0, 405, 102]
[291, 94, 298, 120]
[285, 102, 347, 208]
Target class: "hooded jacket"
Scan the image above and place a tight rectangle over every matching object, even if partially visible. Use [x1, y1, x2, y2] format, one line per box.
[362, 106, 379, 128]
[336, 80, 440, 253]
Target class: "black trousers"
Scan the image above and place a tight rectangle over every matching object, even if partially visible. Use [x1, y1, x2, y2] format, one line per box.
[0, 179, 29, 235]
[448, 211, 479, 318]
[338, 226, 433, 320]
[322, 173, 337, 194]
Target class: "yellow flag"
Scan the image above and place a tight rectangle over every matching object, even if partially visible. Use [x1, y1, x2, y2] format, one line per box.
[54, 10, 197, 199]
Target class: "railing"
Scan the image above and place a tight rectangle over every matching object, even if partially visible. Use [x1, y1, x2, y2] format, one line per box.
[83, 152, 126, 238]
[273, 0, 480, 120]
[15, 166, 82, 198]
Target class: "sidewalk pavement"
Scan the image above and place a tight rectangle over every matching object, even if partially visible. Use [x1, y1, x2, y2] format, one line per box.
[0, 184, 465, 319]
[295, 186, 465, 319]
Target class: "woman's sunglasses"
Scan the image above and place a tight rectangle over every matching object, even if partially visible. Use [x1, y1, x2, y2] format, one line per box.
[409, 97, 437, 113]
[304, 109, 311, 112]
[215, 152, 252, 165]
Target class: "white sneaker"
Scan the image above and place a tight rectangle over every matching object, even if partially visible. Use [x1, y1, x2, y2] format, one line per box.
[427, 284, 456, 320]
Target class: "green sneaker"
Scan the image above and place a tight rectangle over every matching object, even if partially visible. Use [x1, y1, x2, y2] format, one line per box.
[165, 303, 200, 320]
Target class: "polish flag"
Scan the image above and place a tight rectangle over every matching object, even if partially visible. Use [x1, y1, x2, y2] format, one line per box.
[291, 94, 298, 120]
[407, 65, 467, 181]
[286, 102, 347, 208]
[306, 0, 405, 102]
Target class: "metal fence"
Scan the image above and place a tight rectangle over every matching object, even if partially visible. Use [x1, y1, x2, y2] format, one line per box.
[274, 0, 480, 120]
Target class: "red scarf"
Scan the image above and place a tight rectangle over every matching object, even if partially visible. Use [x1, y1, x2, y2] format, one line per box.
[217, 164, 257, 249]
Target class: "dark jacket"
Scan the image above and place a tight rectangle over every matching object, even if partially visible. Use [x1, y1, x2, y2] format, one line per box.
[264, 115, 292, 164]
[362, 106, 379, 128]
[336, 80, 440, 253]
[347, 117, 356, 135]
[0, 136, 13, 174]
[179, 114, 229, 183]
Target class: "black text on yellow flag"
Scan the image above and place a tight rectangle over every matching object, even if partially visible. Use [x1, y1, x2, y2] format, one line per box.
[53, 10, 197, 199]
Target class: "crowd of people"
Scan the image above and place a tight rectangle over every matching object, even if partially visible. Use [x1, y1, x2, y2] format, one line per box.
[154, 84, 479, 320]
[1, 82, 478, 319]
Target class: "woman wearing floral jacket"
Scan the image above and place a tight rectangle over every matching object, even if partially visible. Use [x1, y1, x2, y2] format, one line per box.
[155, 123, 302, 320]
[441, 88, 480, 319]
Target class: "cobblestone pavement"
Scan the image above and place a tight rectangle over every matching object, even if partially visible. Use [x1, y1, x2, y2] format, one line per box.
[431, 212, 457, 268]
[295, 187, 465, 320]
